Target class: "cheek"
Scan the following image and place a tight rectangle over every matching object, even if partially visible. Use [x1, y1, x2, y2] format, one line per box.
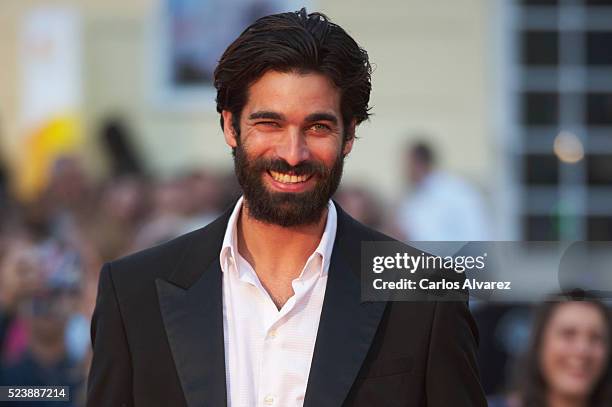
[541, 337, 566, 379]
[307, 138, 343, 164]
[590, 345, 609, 376]
[242, 130, 274, 155]
[540, 334, 577, 391]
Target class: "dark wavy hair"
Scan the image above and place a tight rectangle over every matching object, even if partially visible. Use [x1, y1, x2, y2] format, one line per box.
[515, 291, 612, 407]
[213, 7, 372, 141]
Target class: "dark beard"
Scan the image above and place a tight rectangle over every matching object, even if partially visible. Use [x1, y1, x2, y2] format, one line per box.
[232, 142, 345, 227]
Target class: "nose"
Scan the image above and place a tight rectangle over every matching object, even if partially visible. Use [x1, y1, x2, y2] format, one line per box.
[276, 128, 310, 167]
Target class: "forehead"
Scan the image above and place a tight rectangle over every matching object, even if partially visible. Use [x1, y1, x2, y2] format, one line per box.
[548, 302, 607, 332]
[243, 70, 342, 118]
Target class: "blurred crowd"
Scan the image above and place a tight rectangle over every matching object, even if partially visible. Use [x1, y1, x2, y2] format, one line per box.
[0, 118, 248, 404]
[0, 156, 242, 405]
[0, 122, 610, 407]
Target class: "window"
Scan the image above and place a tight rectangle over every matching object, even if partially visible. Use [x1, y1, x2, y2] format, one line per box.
[511, 0, 612, 240]
[586, 32, 612, 65]
[521, 31, 559, 65]
[586, 93, 612, 125]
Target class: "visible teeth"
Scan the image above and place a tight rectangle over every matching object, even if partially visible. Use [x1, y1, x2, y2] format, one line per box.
[270, 171, 309, 184]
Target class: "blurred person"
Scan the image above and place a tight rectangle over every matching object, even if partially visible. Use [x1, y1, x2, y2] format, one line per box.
[41, 155, 99, 247]
[0, 241, 85, 407]
[54, 227, 104, 405]
[395, 140, 490, 241]
[0, 239, 43, 364]
[179, 169, 225, 233]
[1, 201, 97, 369]
[45, 156, 92, 215]
[99, 116, 145, 177]
[131, 170, 224, 249]
[131, 176, 192, 249]
[0, 158, 7, 214]
[490, 292, 612, 407]
[81, 176, 150, 261]
[100, 176, 149, 226]
[87, 8, 486, 407]
[334, 185, 383, 229]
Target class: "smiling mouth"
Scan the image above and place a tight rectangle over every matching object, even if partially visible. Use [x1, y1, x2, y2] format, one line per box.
[268, 170, 313, 184]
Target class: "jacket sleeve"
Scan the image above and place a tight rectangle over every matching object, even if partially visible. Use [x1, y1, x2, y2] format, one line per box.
[425, 300, 487, 406]
[87, 263, 134, 407]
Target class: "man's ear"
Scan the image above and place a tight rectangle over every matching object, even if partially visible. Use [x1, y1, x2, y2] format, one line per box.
[342, 119, 357, 156]
[222, 110, 238, 148]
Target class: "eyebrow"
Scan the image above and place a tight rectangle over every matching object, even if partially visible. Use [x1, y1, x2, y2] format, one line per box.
[248, 111, 285, 121]
[305, 112, 339, 125]
[247, 111, 339, 125]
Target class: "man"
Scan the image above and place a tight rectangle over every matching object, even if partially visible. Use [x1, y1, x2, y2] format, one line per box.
[87, 9, 486, 407]
[396, 140, 490, 242]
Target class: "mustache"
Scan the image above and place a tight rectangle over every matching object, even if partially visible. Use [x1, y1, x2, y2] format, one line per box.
[252, 158, 328, 177]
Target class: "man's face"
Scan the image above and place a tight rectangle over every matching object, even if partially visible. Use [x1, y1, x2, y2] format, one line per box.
[222, 70, 354, 227]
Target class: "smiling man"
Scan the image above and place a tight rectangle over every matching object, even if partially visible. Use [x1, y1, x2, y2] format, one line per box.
[87, 8, 487, 407]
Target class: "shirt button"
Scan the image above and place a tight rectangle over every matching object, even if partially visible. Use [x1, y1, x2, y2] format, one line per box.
[263, 394, 275, 405]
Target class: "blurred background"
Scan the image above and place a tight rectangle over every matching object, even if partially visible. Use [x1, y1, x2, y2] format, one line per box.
[0, 0, 611, 405]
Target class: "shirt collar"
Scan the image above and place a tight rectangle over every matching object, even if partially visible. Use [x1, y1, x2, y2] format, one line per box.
[219, 196, 337, 277]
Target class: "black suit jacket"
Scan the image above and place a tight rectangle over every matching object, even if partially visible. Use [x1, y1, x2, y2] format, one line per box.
[87, 203, 487, 407]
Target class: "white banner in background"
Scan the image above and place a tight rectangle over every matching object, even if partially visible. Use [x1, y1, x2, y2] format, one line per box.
[19, 6, 81, 131]
[16, 7, 83, 201]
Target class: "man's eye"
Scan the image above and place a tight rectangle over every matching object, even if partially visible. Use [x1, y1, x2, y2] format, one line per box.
[309, 123, 331, 132]
[257, 121, 280, 127]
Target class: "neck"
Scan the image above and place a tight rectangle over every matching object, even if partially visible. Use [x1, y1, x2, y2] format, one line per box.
[547, 391, 589, 407]
[237, 201, 328, 281]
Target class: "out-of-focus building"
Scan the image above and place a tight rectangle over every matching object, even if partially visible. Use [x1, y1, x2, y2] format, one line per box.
[0, 0, 611, 242]
[0, 0, 493, 226]
[498, 0, 612, 242]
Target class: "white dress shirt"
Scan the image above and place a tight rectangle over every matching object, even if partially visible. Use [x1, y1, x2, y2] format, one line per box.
[397, 171, 490, 241]
[220, 197, 337, 407]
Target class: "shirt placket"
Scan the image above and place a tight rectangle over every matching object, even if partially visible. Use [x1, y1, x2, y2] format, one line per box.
[257, 259, 320, 407]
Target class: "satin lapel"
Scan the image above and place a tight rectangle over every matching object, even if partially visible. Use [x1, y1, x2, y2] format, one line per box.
[156, 259, 227, 407]
[155, 205, 234, 407]
[303, 206, 387, 407]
